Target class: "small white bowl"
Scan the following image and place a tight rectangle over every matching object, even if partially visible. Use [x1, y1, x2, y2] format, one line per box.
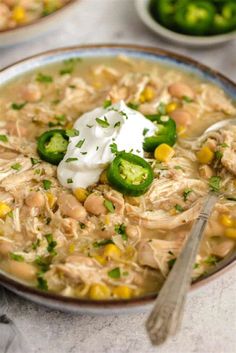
[135, 0, 236, 47]
[0, 0, 79, 47]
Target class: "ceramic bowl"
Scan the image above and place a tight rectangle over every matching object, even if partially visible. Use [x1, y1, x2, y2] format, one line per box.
[0, 0, 79, 47]
[135, 0, 236, 48]
[0, 44, 235, 314]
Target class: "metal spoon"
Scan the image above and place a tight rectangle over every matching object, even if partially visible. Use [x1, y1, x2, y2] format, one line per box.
[146, 118, 236, 345]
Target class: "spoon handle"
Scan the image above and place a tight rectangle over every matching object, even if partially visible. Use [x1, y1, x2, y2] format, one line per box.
[146, 193, 218, 345]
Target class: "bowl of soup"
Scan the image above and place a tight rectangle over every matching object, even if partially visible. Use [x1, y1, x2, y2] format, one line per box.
[0, 44, 235, 314]
[0, 0, 79, 47]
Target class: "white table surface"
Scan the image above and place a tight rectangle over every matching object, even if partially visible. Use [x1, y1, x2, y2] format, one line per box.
[0, 1, 236, 353]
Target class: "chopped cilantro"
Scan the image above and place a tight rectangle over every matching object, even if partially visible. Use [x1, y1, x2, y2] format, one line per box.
[66, 129, 80, 137]
[67, 178, 73, 184]
[43, 180, 52, 190]
[103, 99, 112, 108]
[127, 102, 139, 110]
[209, 176, 221, 192]
[86, 124, 93, 128]
[36, 73, 53, 83]
[183, 188, 193, 202]
[175, 204, 184, 213]
[63, 58, 82, 65]
[104, 199, 115, 213]
[30, 157, 41, 166]
[204, 255, 220, 266]
[114, 223, 127, 241]
[174, 165, 184, 170]
[45, 233, 57, 256]
[76, 139, 85, 148]
[114, 121, 121, 128]
[11, 102, 27, 110]
[55, 114, 66, 122]
[110, 142, 118, 154]
[219, 143, 229, 148]
[157, 102, 166, 115]
[215, 150, 223, 160]
[193, 263, 199, 269]
[35, 256, 50, 272]
[37, 276, 48, 291]
[32, 239, 41, 250]
[79, 222, 86, 229]
[143, 128, 149, 136]
[81, 152, 87, 155]
[93, 239, 114, 248]
[66, 157, 78, 163]
[10, 253, 24, 262]
[182, 96, 193, 103]
[108, 267, 121, 279]
[60, 67, 73, 75]
[96, 116, 110, 128]
[11, 163, 22, 171]
[168, 258, 176, 270]
[0, 135, 8, 142]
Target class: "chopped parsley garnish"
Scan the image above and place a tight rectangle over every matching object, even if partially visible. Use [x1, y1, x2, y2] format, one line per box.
[60, 67, 74, 75]
[35, 256, 50, 272]
[76, 139, 85, 148]
[45, 233, 57, 256]
[96, 146, 99, 151]
[66, 129, 80, 137]
[108, 267, 121, 279]
[81, 151, 87, 155]
[96, 116, 110, 128]
[215, 150, 223, 160]
[11, 102, 27, 110]
[63, 58, 82, 65]
[183, 188, 193, 202]
[127, 102, 139, 110]
[93, 239, 114, 248]
[67, 178, 73, 184]
[86, 124, 93, 128]
[209, 176, 221, 192]
[110, 142, 118, 154]
[79, 222, 86, 229]
[0, 135, 8, 142]
[114, 121, 121, 128]
[31, 157, 41, 166]
[114, 223, 127, 241]
[175, 204, 184, 213]
[219, 143, 229, 148]
[37, 276, 48, 291]
[182, 96, 193, 103]
[36, 73, 53, 83]
[143, 128, 149, 136]
[104, 199, 115, 213]
[55, 114, 66, 122]
[157, 102, 166, 115]
[66, 157, 78, 163]
[204, 255, 220, 266]
[103, 99, 112, 108]
[42, 179, 52, 190]
[174, 165, 184, 170]
[32, 239, 41, 250]
[10, 253, 24, 262]
[194, 263, 199, 269]
[11, 163, 22, 171]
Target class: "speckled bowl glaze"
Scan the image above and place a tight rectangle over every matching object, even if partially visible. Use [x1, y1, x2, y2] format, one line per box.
[0, 0, 79, 47]
[135, 0, 236, 48]
[0, 44, 235, 314]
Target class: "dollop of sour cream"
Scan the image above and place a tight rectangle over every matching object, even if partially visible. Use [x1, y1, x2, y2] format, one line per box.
[57, 101, 156, 189]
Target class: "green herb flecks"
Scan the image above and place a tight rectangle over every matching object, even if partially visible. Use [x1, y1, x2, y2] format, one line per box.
[67, 178, 73, 184]
[43, 179, 52, 190]
[183, 188, 193, 202]
[114, 223, 127, 241]
[76, 139, 85, 148]
[204, 255, 221, 266]
[127, 102, 139, 110]
[175, 204, 184, 213]
[10, 253, 24, 262]
[37, 276, 48, 291]
[96, 116, 110, 128]
[11, 102, 27, 110]
[209, 176, 221, 192]
[66, 129, 80, 137]
[36, 73, 53, 83]
[93, 239, 114, 248]
[108, 267, 121, 279]
[11, 163, 22, 171]
[31, 157, 41, 166]
[66, 157, 78, 163]
[103, 100, 112, 108]
[45, 234, 57, 256]
[0, 135, 8, 142]
[104, 199, 115, 213]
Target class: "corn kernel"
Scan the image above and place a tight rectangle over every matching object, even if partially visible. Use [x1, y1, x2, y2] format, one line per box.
[73, 188, 89, 203]
[104, 215, 110, 225]
[154, 143, 175, 162]
[196, 146, 214, 164]
[93, 82, 102, 89]
[224, 228, 236, 239]
[68, 243, 75, 254]
[89, 283, 111, 300]
[12, 6, 26, 23]
[46, 192, 56, 209]
[166, 102, 179, 114]
[219, 214, 234, 228]
[99, 169, 108, 184]
[0, 203, 11, 218]
[93, 255, 107, 266]
[139, 86, 155, 103]
[113, 285, 132, 299]
[103, 244, 121, 259]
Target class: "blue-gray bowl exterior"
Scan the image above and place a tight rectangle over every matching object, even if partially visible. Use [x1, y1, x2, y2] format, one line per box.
[0, 45, 235, 314]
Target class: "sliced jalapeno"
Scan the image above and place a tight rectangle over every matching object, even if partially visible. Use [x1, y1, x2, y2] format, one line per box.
[175, 1, 215, 35]
[211, 1, 236, 34]
[143, 115, 177, 152]
[107, 152, 154, 196]
[37, 129, 69, 165]
[150, 0, 177, 29]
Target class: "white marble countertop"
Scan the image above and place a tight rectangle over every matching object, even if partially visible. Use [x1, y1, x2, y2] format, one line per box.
[0, 1, 236, 353]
